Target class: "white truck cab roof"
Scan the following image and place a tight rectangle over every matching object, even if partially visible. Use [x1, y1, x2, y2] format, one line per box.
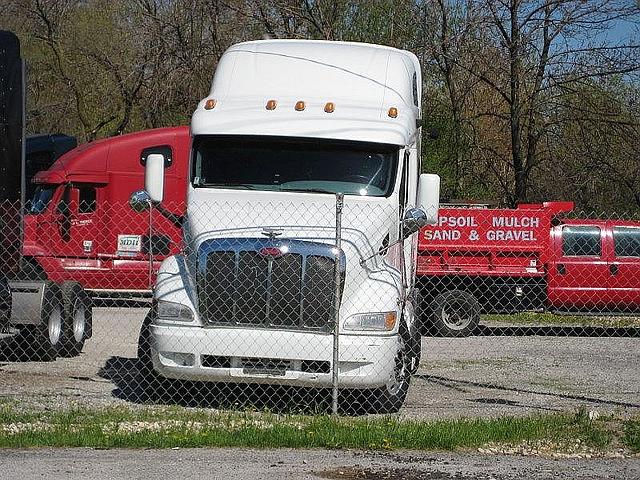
[191, 40, 421, 146]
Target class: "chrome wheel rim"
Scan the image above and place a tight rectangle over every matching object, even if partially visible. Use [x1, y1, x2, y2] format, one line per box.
[48, 305, 62, 346]
[72, 300, 85, 343]
[441, 300, 471, 330]
[387, 336, 407, 395]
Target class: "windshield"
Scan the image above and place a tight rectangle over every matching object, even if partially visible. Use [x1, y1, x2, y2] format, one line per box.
[27, 185, 56, 214]
[192, 136, 399, 197]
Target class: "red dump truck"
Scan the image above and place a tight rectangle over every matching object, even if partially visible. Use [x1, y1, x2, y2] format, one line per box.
[416, 202, 640, 336]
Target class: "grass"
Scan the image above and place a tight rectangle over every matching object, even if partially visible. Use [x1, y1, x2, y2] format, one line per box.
[483, 312, 640, 328]
[623, 418, 640, 453]
[0, 403, 633, 453]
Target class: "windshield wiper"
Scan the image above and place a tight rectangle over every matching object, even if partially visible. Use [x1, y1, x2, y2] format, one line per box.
[278, 187, 336, 195]
[195, 183, 257, 190]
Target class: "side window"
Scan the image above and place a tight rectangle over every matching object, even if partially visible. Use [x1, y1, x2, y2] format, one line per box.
[412, 71, 419, 107]
[78, 186, 96, 214]
[141, 145, 173, 168]
[613, 227, 640, 257]
[562, 226, 601, 257]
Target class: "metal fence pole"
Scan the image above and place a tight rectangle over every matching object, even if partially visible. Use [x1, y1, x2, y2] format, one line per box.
[148, 201, 154, 289]
[332, 193, 344, 415]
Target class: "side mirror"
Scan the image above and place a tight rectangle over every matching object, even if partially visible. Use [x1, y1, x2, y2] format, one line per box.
[129, 190, 152, 213]
[402, 207, 428, 238]
[416, 173, 440, 225]
[145, 153, 165, 203]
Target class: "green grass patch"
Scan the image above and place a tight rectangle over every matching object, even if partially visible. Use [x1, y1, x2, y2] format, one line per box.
[0, 403, 621, 452]
[623, 418, 640, 452]
[483, 312, 640, 327]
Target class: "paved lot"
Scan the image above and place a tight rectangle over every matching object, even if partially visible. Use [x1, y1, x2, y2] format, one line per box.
[1, 447, 639, 480]
[0, 307, 639, 418]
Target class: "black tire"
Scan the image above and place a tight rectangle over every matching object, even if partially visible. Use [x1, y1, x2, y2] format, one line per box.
[22, 282, 64, 361]
[0, 274, 11, 333]
[366, 328, 412, 414]
[137, 309, 155, 374]
[431, 290, 480, 337]
[407, 321, 422, 375]
[60, 282, 92, 357]
[136, 308, 168, 398]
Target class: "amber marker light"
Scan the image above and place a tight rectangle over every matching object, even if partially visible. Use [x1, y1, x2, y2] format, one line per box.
[204, 99, 217, 110]
[265, 99, 277, 110]
[388, 107, 398, 118]
[324, 102, 335, 113]
[385, 312, 397, 330]
[295, 100, 306, 111]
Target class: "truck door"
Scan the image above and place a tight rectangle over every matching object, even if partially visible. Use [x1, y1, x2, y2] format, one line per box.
[547, 224, 610, 310]
[608, 224, 640, 309]
[51, 184, 103, 259]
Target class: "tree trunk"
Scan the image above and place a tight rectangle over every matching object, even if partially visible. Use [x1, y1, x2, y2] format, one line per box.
[509, 0, 526, 206]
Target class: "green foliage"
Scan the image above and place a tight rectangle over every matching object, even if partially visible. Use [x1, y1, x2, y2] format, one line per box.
[623, 418, 640, 453]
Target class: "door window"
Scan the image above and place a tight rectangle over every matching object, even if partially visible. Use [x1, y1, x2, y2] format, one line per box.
[562, 226, 601, 256]
[78, 186, 97, 213]
[613, 227, 640, 257]
[27, 185, 56, 214]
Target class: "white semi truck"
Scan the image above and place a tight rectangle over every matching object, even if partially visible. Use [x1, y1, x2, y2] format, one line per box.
[132, 40, 440, 413]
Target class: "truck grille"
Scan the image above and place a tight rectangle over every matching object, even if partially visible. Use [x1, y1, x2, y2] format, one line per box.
[196, 238, 345, 331]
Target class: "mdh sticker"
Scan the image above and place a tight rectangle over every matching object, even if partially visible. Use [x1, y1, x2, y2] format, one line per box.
[117, 234, 142, 256]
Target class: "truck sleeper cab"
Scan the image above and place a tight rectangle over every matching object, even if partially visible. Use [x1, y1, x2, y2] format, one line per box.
[135, 40, 440, 413]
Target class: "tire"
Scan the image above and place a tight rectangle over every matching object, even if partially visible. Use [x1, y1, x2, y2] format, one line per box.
[60, 282, 92, 357]
[431, 290, 480, 337]
[137, 308, 168, 398]
[24, 282, 64, 361]
[137, 310, 155, 374]
[366, 329, 412, 414]
[0, 274, 11, 333]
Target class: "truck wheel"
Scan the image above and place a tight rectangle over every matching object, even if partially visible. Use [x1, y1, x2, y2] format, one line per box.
[26, 282, 64, 361]
[0, 274, 11, 333]
[403, 299, 422, 375]
[366, 330, 411, 414]
[137, 308, 168, 398]
[137, 310, 155, 374]
[431, 290, 480, 337]
[60, 282, 92, 357]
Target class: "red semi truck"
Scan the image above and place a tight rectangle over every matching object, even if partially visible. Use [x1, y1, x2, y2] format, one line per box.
[417, 202, 640, 336]
[22, 127, 189, 297]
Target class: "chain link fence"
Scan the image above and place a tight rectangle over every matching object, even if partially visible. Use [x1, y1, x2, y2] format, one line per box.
[1, 197, 639, 418]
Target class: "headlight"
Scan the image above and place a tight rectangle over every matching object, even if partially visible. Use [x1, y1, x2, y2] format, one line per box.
[157, 299, 194, 322]
[343, 311, 397, 332]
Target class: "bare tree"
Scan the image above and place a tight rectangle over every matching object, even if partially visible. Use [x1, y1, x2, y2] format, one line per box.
[461, 0, 639, 205]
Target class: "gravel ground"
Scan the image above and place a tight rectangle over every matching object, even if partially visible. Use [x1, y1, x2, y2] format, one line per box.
[0, 307, 639, 418]
[0, 447, 639, 479]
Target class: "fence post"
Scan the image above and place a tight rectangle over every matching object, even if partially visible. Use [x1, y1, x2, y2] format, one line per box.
[148, 202, 154, 289]
[332, 193, 344, 415]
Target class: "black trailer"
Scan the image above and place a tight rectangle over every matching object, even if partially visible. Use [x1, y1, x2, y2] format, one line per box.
[0, 30, 91, 360]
